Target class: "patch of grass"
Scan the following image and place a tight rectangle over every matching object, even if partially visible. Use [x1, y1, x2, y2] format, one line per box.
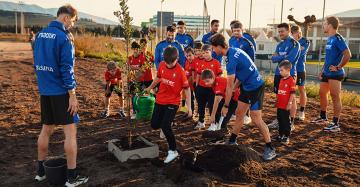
[74, 34, 127, 65]
[306, 61, 360, 69]
[262, 74, 360, 108]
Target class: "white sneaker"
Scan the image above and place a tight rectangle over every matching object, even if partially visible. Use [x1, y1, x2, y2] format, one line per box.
[35, 175, 46, 182]
[298, 111, 305, 121]
[268, 119, 279, 129]
[207, 123, 217, 131]
[194, 122, 205, 129]
[164, 150, 179, 163]
[131, 113, 136, 119]
[160, 130, 165, 139]
[291, 124, 295, 131]
[244, 115, 252, 125]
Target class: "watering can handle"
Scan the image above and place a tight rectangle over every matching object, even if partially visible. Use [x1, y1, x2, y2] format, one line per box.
[141, 90, 154, 97]
[134, 95, 139, 112]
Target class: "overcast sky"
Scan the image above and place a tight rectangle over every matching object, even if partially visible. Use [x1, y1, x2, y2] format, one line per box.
[3, 0, 360, 28]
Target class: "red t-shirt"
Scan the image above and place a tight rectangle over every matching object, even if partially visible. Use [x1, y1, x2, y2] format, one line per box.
[156, 62, 189, 105]
[142, 51, 154, 82]
[128, 53, 153, 82]
[277, 76, 296, 110]
[104, 68, 122, 85]
[197, 58, 222, 87]
[185, 59, 194, 91]
[233, 89, 240, 102]
[212, 77, 240, 102]
[191, 57, 204, 73]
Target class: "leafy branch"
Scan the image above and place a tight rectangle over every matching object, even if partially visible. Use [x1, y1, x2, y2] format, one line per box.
[114, 0, 134, 147]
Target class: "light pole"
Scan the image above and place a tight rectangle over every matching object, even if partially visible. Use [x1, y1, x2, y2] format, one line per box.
[235, 0, 237, 20]
[318, 0, 326, 73]
[249, 0, 253, 32]
[223, 0, 226, 35]
[19, 1, 24, 34]
[280, 0, 284, 23]
[160, 0, 164, 40]
[15, 10, 17, 34]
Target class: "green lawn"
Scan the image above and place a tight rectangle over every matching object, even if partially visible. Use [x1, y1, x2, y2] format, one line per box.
[307, 61, 360, 69]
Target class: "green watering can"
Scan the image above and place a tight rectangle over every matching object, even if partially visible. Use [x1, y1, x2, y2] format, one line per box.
[133, 92, 155, 121]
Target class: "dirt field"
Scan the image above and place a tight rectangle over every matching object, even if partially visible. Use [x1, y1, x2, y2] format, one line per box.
[0, 42, 359, 186]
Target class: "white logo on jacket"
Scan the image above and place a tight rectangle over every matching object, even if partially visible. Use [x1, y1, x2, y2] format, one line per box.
[36, 65, 54, 72]
[38, 33, 56, 39]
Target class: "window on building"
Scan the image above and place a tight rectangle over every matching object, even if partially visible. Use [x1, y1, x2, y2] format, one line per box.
[258, 44, 264, 51]
[349, 40, 360, 55]
[350, 28, 360, 38]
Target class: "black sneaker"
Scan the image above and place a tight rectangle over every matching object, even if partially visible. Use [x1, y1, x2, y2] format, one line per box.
[323, 122, 340, 132]
[65, 175, 89, 187]
[311, 117, 328, 124]
[119, 111, 126, 118]
[281, 136, 290, 145]
[276, 135, 284, 142]
[227, 141, 238, 146]
[100, 110, 109, 118]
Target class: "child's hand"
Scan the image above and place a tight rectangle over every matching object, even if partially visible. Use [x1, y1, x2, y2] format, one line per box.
[221, 107, 228, 117]
[210, 115, 215, 124]
[286, 102, 292, 110]
[144, 87, 151, 93]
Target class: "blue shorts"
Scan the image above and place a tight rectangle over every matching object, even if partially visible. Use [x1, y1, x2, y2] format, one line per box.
[296, 72, 306, 86]
[238, 84, 265, 111]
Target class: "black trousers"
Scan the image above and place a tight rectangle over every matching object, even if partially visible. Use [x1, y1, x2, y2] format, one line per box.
[151, 103, 179, 151]
[195, 86, 215, 123]
[190, 90, 195, 112]
[214, 98, 238, 129]
[277, 108, 291, 137]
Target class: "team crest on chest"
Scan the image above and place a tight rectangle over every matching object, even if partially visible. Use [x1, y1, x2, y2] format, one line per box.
[173, 73, 176, 78]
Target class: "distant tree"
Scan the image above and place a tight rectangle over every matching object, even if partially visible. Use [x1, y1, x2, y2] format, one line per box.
[132, 29, 141, 38]
[106, 25, 112, 36]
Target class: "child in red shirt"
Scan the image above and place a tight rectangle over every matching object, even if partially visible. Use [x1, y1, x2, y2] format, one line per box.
[140, 38, 154, 88]
[277, 60, 296, 144]
[201, 69, 240, 131]
[101, 61, 124, 118]
[194, 44, 222, 129]
[184, 47, 196, 113]
[145, 46, 192, 164]
[191, 42, 204, 89]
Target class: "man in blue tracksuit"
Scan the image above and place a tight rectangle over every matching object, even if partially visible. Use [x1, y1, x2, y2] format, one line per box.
[291, 25, 310, 121]
[268, 23, 300, 129]
[202, 19, 222, 64]
[154, 25, 185, 69]
[175, 20, 194, 50]
[229, 20, 256, 61]
[312, 16, 352, 132]
[33, 5, 88, 187]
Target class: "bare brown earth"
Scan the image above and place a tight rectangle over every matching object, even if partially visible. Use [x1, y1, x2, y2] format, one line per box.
[0, 42, 359, 186]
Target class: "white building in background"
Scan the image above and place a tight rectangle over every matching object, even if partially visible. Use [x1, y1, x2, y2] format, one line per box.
[255, 30, 277, 55]
[150, 13, 210, 32]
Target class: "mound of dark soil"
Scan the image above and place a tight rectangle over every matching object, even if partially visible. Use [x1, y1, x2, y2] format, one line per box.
[196, 145, 266, 182]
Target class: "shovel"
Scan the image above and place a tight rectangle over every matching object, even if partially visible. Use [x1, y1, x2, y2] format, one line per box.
[182, 150, 204, 172]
